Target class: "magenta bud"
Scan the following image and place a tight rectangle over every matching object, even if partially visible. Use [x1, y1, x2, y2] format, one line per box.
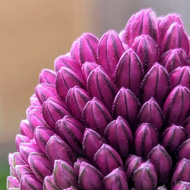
[28, 152, 52, 183]
[43, 175, 60, 190]
[124, 155, 143, 180]
[71, 33, 99, 65]
[19, 120, 34, 139]
[115, 49, 144, 96]
[20, 173, 42, 190]
[141, 63, 170, 105]
[178, 139, 190, 159]
[78, 161, 104, 190]
[184, 117, 190, 137]
[172, 181, 190, 190]
[27, 108, 48, 129]
[56, 115, 85, 155]
[103, 168, 128, 190]
[163, 85, 190, 125]
[124, 9, 159, 46]
[97, 30, 124, 78]
[159, 13, 183, 40]
[15, 134, 30, 151]
[162, 125, 186, 153]
[138, 98, 164, 130]
[161, 23, 189, 54]
[160, 48, 187, 73]
[132, 35, 159, 72]
[83, 97, 112, 136]
[15, 165, 31, 181]
[9, 152, 25, 167]
[94, 144, 123, 175]
[53, 160, 77, 189]
[39, 69, 56, 85]
[56, 67, 84, 100]
[105, 116, 133, 158]
[135, 123, 158, 158]
[7, 176, 19, 188]
[172, 158, 190, 185]
[82, 128, 105, 161]
[148, 144, 172, 184]
[35, 83, 58, 105]
[87, 67, 117, 111]
[42, 97, 70, 128]
[133, 161, 158, 190]
[170, 66, 190, 89]
[74, 157, 89, 175]
[34, 126, 55, 153]
[112, 88, 139, 126]
[66, 86, 90, 119]
[81, 61, 99, 81]
[30, 94, 40, 106]
[46, 135, 76, 165]
[54, 55, 81, 76]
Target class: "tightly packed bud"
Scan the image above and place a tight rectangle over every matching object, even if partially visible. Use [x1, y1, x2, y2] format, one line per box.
[7, 8, 190, 190]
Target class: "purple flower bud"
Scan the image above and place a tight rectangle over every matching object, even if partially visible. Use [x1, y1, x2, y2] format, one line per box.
[105, 116, 133, 158]
[112, 88, 139, 126]
[161, 23, 189, 54]
[28, 152, 52, 182]
[34, 126, 55, 153]
[135, 123, 158, 158]
[133, 161, 158, 190]
[124, 9, 159, 46]
[56, 115, 85, 156]
[103, 168, 128, 190]
[15, 165, 31, 181]
[160, 48, 187, 73]
[9, 152, 25, 167]
[82, 128, 105, 161]
[162, 125, 186, 153]
[54, 55, 81, 76]
[43, 175, 60, 190]
[138, 98, 164, 130]
[178, 139, 190, 160]
[66, 86, 90, 119]
[78, 161, 104, 190]
[184, 117, 190, 137]
[53, 160, 77, 189]
[7, 176, 19, 188]
[42, 97, 70, 128]
[148, 144, 172, 184]
[20, 173, 42, 190]
[71, 33, 99, 65]
[81, 61, 99, 81]
[163, 85, 190, 125]
[15, 134, 30, 151]
[159, 13, 183, 40]
[19, 120, 34, 139]
[83, 97, 112, 136]
[56, 67, 84, 100]
[39, 69, 56, 85]
[46, 135, 76, 165]
[172, 181, 190, 190]
[172, 158, 190, 185]
[141, 63, 170, 105]
[94, 144, 123, 175]
[35, 83, 58, 105]
[115, 49, 144, 96]
[74, 157, 89, 175]
[132, 35, 159, 72]
[124, 155, 143, 180]
[87, 67, 117, 111]
[97, 30, 125, 78]
[30, 94, 40, 106]
[170, 66, 190, 89]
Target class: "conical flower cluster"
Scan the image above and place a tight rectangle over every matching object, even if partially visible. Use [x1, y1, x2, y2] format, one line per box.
[7, 9, 190, 190]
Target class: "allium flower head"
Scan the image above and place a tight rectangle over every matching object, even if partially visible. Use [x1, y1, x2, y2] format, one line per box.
[7, 9, 190, 190]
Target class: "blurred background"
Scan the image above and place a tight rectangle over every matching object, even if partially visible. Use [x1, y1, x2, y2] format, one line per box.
[1, 0, 190, 189]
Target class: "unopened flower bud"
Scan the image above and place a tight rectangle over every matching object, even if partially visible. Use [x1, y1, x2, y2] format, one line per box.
[71, 33, 99, 65]
[94, 144, 123, 175]
[178, 139, 190, 159]
[172, 181, 190, 190]
[30, 94, 40, 106]
[74, 158, 89, 175]
[43, 175, 60, 190]
[39, 69, 56, 85]
[15, 134, 30, 151]
[115, 49, 144, 96]
[15, 165, 31, 181]
[97, 30, 124, 78]
[19, 120, 34, 139]
[7, 176, 19, 189]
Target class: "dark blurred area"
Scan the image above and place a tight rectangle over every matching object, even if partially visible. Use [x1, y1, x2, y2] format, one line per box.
[1, 0, 190, 189]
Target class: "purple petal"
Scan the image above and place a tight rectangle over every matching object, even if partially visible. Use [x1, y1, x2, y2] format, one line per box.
[172, 181, 190, 190]
[15, 134, 30, 151]
[19, 120, 34, 139]
[178, 138, 190, 160]
[14, 165, 31, 181]
[74, 157, 89, 175]
[30, 94, 40, 106]
[7, 176, 19, 188]
[39, 69, 56, 85]
[43, 175, 60, 190]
